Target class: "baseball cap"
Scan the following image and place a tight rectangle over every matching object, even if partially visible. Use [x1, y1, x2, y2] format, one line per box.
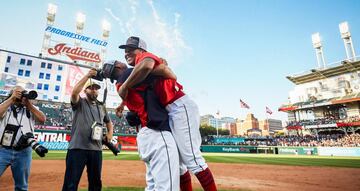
[84, 80, 101, 90]
[119, 36, 147, 51]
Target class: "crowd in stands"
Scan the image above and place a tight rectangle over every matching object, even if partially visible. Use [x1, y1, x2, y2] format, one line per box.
[31, 100, 137, 134]
[287, 115, 360, 128]
[287, 118, 337, 127]
[204, 133, 360, 147]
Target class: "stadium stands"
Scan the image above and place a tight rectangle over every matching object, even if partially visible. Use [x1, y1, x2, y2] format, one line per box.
[203, 134, 360, 147]
[31, 99, 137, 134]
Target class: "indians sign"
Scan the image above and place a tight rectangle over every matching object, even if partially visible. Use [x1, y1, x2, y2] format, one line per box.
[48, 43, 101, 63]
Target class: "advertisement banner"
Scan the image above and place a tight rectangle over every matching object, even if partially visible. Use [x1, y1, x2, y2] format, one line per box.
[33, 130, 126, 151]
[200, 145, 257, 153]
[318, 147, 360, 157]
[118, 136, 138, 151]
[65, 65, 86, 96]
[278, 147, 317, 155]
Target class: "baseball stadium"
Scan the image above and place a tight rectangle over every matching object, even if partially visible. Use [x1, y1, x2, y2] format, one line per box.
[1, 2, 360, 191]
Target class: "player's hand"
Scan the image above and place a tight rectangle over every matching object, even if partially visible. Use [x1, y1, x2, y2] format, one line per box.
[118, 85, 128, 101]
[86, 68, 97, 78]
[115, 104, 124, 118]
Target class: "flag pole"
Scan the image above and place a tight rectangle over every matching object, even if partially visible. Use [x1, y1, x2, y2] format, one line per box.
[216, 110, 219, 137]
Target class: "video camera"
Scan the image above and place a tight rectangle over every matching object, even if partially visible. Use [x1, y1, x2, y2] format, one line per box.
[92, 60, 117, 82]
[13, 132, 48, 157]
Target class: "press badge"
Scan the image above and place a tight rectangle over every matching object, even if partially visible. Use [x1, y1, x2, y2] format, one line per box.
[91, 122, 103, 141]
[1, 130, 14, 147]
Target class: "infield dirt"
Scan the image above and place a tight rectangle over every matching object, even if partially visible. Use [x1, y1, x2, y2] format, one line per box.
[1, 160, 360, 191]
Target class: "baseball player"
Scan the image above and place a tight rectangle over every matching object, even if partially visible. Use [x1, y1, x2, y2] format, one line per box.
[114, 62, 180, 191]
[118, 36, 217, 191]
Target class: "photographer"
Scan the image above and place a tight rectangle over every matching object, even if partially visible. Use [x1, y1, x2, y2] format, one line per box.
[0, 86, 46, 191]
[62, 69, 113, 191]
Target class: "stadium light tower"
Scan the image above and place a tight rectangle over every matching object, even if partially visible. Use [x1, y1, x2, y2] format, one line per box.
[312, 32, 326, 69]
[75, 12, 86, 47]
[100, 19, 111, 65]
[41, 3, 57, 57]
[339, 22, 356, 60]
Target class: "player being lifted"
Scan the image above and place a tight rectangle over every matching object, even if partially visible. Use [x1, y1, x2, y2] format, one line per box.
[117, 36, 217, 191]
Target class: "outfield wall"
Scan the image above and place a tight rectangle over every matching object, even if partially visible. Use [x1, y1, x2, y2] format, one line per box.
[201, 145, 320, 156]
[317, 147, 360, 157]
[33, 130, 360, 156]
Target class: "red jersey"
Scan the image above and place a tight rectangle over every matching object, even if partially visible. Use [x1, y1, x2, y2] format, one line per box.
[135, 52, 185, 106]
[116, 83, 148, 127]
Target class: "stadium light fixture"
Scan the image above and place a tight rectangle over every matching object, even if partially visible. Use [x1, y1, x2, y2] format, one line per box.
[311, 32, 326, 68]
[42, 3, 57, 56]
[47, 3, 57, 15]
[339, 22, 350, 38]
[312, 33, 321, 48]
[339, 21, 356, 59]
[102, 19, 111, 32]
[100, 19, 111, 65]
[76, 12, 86, 26]
[47, 3, 57, 22]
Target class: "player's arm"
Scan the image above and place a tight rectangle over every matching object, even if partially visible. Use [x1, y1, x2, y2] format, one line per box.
[118, 58, 154, 100]
[115, 101, 126, 117]
[121, 58, 155, 89]
[151, 64, 177, 80]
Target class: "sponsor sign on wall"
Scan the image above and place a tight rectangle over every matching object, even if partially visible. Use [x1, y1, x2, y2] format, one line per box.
[33, 130, 135, 151]
[318, 147, 360, 157]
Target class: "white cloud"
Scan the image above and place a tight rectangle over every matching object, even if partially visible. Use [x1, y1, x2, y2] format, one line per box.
[105, 0, 191, 65]
[105, 7, 126, 34]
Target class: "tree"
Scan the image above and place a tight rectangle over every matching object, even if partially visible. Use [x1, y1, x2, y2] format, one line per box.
[200, 124, 230, 137]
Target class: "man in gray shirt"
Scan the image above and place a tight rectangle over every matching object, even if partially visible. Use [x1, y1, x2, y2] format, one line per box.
[62, 68, 113, 191]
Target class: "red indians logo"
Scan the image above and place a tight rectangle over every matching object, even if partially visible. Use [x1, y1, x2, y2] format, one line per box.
[48, 43, 101, 63]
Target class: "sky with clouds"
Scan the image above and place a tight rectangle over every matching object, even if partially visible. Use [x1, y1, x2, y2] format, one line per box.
[0, 0, 360, 122]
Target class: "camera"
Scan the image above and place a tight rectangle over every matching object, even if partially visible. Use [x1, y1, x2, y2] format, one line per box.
[102, 139, 120, 156]
[21, 90, 38, 100]
[102, 127, 120, 156]
[14, 132, 48, 157]
[92, 60, 117, 82]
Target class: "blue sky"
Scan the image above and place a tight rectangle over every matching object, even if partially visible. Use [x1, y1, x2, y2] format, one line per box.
[0, 0, 359, 122]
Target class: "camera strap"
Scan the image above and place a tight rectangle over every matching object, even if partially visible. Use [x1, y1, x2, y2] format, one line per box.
[1, 107, 25, 148]
[8, 107, 25, 127]
[85, 99, 101, 125]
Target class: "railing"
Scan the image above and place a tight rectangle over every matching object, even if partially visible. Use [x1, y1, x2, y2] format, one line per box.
[288, 56, 360, 78]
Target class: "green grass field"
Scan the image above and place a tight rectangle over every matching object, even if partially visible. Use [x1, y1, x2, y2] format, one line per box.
[37, 151, 359, 191]
[33, 150, 360, 168]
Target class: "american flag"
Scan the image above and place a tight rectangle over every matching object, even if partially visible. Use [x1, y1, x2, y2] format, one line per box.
[240, 99, 250, 109]
[266, 106, 273, 115]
